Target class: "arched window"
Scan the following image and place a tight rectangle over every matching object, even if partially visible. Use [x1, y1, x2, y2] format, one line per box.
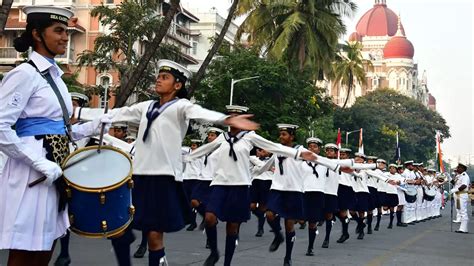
[96, 74, 113, 108]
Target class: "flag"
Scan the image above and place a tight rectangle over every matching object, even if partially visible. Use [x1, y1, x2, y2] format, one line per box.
[358, 128, 364, 154]
[336, 128, 341, 159]
[436, 131, 445, 173]
[393, 131, 401, 164]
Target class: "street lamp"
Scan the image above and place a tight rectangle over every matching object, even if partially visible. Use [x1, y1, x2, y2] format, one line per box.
[229, 76, 260, 105]
[345, 129, 361, 146]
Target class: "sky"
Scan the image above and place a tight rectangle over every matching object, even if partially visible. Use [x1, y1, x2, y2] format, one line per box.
[182, 0, 474, 165]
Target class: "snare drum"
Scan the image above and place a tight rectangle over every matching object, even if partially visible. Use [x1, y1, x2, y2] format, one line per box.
[62, 145, 134, 238]
[404, 186, 417, 203]
[423, 186, 436, 201]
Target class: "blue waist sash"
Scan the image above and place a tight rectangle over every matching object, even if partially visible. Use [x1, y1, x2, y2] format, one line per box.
[16, 117, 66, 137]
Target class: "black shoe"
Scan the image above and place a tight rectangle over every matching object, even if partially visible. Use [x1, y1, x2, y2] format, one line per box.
[186, 223, 197, 231]
[133, 245, 147, 258]
[374, 224, 379, 231]
[336, 234, 349, 243]
[357, 231, 364, 240]
[203, 251, 220, 266]
[269, 232, 284, 252]
[54, 256, 71, 266]
[306, 248, 314, 256]
[321, 240, 329, 248]
[387, 224, 393, 229]
[367, 226, 373, 234]
[356, 223, 366, 234]
[420, 219, 426, 222]
[414, 220, 419, 223]
[396, 222, 408, 227]
[284, 258, 292, 266]
[299, 223, 306, 229]
[255, 228, 264, 237]
[455, 230, 468, 234]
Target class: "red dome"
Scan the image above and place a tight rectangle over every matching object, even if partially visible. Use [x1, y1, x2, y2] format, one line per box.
[356, 3, 405, 37]
[383, 35, 414, 59]
[348, 32, 362, 42]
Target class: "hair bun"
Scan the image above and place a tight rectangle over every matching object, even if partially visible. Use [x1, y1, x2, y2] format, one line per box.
[13, 33, 33, 53]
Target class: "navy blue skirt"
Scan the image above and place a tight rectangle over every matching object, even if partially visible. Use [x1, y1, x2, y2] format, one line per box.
[250, 179, 272, 205]
[324, 194, 338, 214]
[206, 185, 251, 223]
[304, 191, 325, 223]
[354, 192, 370, 212]
[368, 187, 380, 210]
[385, 193, 399, 208]
[183, 179, 199, 202]
[191, 180, 212, 205]
[267, 190, 305, 220]
[337, 184, 356, 210]
[132, 175, 192, 233]
[378, 191, 387, 207]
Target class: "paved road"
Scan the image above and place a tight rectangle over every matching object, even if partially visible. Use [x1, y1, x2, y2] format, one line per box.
[1, 204, 472, 266]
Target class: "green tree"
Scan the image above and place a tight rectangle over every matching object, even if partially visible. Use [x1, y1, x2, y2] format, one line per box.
[330, 41, 370, 108]
[236, 0, 356, 76]
[334, 89, 450, 163]
[77, 0, 181, 107]
[193, 46, 334, 143]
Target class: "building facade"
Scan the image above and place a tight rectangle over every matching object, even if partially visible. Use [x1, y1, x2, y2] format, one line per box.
[328, 0, 436, 110]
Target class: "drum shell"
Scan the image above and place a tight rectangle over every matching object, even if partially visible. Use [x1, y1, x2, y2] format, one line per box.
[423, 187, 436, 201]
[68, 181, 133, 238]
[404, 187, 417, 203]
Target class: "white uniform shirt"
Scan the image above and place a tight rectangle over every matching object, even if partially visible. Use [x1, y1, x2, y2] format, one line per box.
[183, 157, 204, 180]
[402, 168, 416, 184]
[338, 170, 353, 187]
[250, 155, 274, 181]
[77, 99, 227, 180]
[270, 145, 307, 192]
[351, 170, 369, 193]
[324, 164, 340, 196]
[454, 172, 470, 198]
[303, 161, 327, 193]
[199, 147, 220, 181]
[188, 131, 299, 186]
[385, 173, 401, 194]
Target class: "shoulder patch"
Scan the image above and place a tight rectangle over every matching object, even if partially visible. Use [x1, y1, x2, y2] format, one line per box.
[8, 92, 23, 108]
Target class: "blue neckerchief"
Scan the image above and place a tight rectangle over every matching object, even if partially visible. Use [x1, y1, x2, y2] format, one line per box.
[142, 98, 180, 142]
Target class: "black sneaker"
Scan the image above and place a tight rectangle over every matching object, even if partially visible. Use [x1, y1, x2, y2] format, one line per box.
[203, 251, 220, 266]
[321, 240, 329, 248]
[305, 248, 314, 256]
[396, 223, 408, 227]
[54, 256, 71, 266]
[374, 224, 380, 231]
[367, 226, 373, 234]
[255, 228, 264, 237]
[357, 231, 364, 240]
[186, 223, 197, 231]
[336, 234, 349, 243]
[133, 245, 147, 258]
[387, 224, 393, 229]
[284, 258, 292, 266]
[269, 232, 284, 252]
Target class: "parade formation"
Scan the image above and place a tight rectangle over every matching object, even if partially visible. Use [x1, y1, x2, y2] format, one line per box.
[0, 4, 471, 266]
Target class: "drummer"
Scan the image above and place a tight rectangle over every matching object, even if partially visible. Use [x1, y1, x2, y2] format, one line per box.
[0, 6, 111, 265]
[72, 59, 258, 266]
[401, 160, 417, 225]
[111, 122, 128, 141]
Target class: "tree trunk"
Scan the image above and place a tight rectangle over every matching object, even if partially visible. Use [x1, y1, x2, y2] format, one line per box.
[188, 0, 239, 96]
[342, 70, 353, 108]
[115, 0, 180, 107]
[0, 0, 13, 35]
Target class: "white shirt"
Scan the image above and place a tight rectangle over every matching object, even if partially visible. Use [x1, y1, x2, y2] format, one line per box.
[270, 145, 307, 192]
[324, 163, 340, 196]
[250, 155, 274, 181]
[338, 170, 353, 187]
[454, 172, 470, 197]
[188, 131, 299, 186]
[77, 99, 227, 180]
[303, 161, 327, 193]
[385, 173, 401, 194]
[199, 147, 220, 181]
[366, 169, 387, 189]
[183, 156, 203, 181]
[352, 170, 369, 193]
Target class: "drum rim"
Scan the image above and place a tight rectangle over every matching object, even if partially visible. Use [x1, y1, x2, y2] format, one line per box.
[69, 216, 133, 239]
[62, 145, 133, 193]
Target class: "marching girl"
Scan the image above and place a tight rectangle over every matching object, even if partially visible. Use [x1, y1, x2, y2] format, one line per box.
[335, 148, 356, 244]
[182, 138, 204, 232]
[186, 109, 317, 266]
[74, 62, 258, 266]
[0, 6, 111, 266]
[384, 164, 402, 229]
[349, 153, 371, 240]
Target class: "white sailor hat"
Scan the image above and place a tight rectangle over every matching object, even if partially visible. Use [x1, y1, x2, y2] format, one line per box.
[206, 127, 224, 134]
[306, 137, 322, 145]
[23, 6, 74, 26]
[427, 168, 436, 173]
[112, 122, 128, 129]
[124, 134, 136, 141]
[70, 92, 89, 105]
[413, 162, 423, 167]
[225, 105, 249, 114]
[404, 160, 414, 165]
[190, 139, 202, 144]
[388, 163, 397, 168]
[376, 159, 386, 164]
[354, 152, 366, 159]
[457, 163, 467, 170]
[397, 165, 404, 169]
[340, 148, 352, 153]
[277, 124, 299, 135]
[157, 59, 191, 83]
[367, 156, 378, 160]
[324, 143, 338, 150]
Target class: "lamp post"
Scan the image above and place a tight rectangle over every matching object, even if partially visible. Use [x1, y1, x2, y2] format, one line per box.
[345, 129, 361, 146]
[229, 76, 260, 105]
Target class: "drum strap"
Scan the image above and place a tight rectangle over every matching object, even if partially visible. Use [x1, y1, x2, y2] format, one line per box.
[26, 60, 78, 150]
[142, 98, 180, 142]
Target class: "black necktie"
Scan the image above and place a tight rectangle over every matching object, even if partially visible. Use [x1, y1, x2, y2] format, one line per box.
[224, 132, 247, 161]
[142, 99, 179, 142]
[278, 156, 287, 175]
[307, 162, 318, 177]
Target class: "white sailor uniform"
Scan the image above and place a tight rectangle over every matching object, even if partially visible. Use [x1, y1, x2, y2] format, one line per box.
[384, 173, 401, 208]
[402, 169, 417, 223]
[250, 155, 274, 207]
[303, 161, 327, 222]
[351, 170, 370, 212]
[453, 172, 470, 232]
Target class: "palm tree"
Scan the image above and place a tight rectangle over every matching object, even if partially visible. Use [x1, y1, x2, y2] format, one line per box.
[236, 0, 357, 76]
[331, 41, 370, 108]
